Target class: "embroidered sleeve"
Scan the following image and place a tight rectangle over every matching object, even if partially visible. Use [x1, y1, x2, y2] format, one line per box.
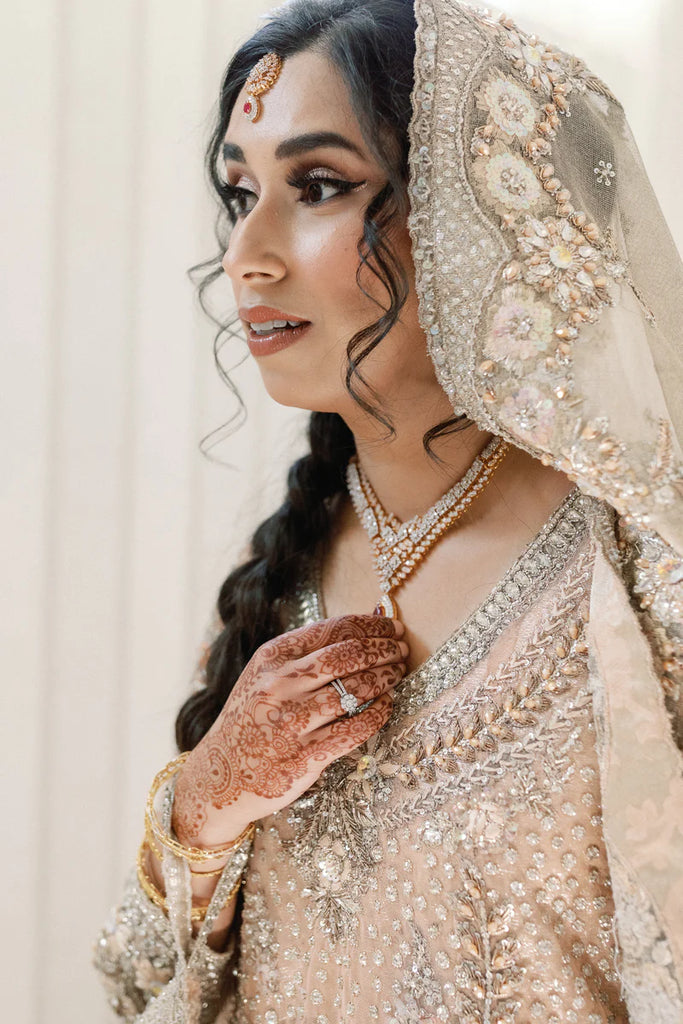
[93, 871, 241, 1023]
[93, 775, 249, 1023]
[93, 870, 179, 1021]
[617, 516, 683, 750]
[93, 812, 250, 1022]
[93, 873, 242, 1022]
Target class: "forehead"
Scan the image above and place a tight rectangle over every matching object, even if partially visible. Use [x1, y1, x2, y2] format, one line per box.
[225, 49, 366, 154]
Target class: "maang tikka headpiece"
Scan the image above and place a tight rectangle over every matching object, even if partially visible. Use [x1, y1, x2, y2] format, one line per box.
[242, 52, 283, 123]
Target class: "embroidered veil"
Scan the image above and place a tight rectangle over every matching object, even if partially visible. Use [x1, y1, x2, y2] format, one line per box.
[406, 1, 683, 1015]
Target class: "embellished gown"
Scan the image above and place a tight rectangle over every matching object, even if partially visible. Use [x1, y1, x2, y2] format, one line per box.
[95, 489, 635, 1023]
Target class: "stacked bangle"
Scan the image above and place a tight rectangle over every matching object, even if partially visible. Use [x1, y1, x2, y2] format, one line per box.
[188, 861, 227, 878]
[144, 813, 226, 876]
[139, 751, 255, 922]
[137, 839, 211, 921]
[145, 752, 255, 863]
[138, 837, 246, 920]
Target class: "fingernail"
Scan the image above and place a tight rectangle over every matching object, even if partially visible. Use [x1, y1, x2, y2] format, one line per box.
[399, 641, 410, 657]
[393, 619, 405, 636]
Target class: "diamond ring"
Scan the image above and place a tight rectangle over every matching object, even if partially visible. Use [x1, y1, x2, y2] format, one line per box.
[330, 678, 360, 716]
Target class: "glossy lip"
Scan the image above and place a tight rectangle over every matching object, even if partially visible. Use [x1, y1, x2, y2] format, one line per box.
[239, 304, 310, 324]
[240, 304, 312, 358]
[246, 321, 312, 357]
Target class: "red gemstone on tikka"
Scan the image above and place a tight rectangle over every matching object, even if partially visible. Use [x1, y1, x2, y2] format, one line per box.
[244, 100, 252, 114]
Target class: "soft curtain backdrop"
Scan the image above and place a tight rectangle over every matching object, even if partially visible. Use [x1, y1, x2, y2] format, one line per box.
[1, 1, 681, 1021]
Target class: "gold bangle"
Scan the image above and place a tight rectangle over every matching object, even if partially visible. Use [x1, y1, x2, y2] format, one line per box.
[145, 824, 165, 863]
[145, 821, 227, 881]
[189, 861, 228, 878]
[137, 839, 210, 922]
[144, 821, 244, 912]
[136, 839, 166, 912]
[145, 752, 256, 863]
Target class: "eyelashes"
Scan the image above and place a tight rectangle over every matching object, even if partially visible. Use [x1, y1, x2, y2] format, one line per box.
[217, 182, 251, 219]
[218, 168, 367, 219]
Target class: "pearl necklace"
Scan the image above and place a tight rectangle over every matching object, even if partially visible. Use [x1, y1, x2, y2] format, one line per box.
[346, 435, 510, 617]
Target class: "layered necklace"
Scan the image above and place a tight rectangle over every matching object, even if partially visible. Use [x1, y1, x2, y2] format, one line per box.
[346, 435, 510, 618]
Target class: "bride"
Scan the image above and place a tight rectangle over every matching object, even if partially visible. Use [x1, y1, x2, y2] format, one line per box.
[95, 1, 683, 1021]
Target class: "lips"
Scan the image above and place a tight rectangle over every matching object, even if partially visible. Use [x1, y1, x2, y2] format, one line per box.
[237, 304, 313, 356]
[238, 304, 310, 325]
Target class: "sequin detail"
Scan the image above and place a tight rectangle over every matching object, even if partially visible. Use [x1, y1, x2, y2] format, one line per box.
[232, 496, 629, 1021]
[594, 160, 616, 187]
[407, 0, 682, 530]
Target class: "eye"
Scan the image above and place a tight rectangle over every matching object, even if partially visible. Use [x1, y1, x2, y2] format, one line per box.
[219, 169, 365, 219]
[220, 182, 256, 219]
[289, 171, 363, 207]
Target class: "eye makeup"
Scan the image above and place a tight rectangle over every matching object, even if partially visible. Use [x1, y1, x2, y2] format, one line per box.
[218, 164, 367, 218]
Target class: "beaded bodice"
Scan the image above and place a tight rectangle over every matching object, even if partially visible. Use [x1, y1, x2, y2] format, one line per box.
[229, 489, 628, 1022]
[95, 490, 644, 1023]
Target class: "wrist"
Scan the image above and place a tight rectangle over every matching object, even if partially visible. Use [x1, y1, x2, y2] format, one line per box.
[172, 807, 254, 854]
[173, 748, 254, 853]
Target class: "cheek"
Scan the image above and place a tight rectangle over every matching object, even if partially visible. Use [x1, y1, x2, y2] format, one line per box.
[292, 222, 369, 311]
[290, 210, 382, 315]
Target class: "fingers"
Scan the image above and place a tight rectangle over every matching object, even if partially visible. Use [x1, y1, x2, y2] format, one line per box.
[287, 635, 410, 691]
[309, 662, 405, 721]
[258, 614, 404, 667]
[306, 692, 395, 765]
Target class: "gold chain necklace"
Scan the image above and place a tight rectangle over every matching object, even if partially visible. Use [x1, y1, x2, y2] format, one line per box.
[345, 435, 510, 617]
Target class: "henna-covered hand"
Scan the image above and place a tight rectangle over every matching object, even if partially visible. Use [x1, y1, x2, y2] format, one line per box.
[173, 614, 408, 845]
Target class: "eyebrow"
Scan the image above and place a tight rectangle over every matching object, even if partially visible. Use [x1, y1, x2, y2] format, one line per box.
[222, 131, 365, 164]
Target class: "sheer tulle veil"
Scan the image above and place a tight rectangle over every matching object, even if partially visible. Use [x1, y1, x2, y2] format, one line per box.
[406, 2, 683, 1017]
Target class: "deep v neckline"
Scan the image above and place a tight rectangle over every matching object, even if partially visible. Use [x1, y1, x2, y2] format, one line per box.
[305, 486, 592, 717]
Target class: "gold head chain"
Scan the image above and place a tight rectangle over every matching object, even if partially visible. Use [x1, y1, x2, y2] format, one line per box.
[242, 52, 283, 123]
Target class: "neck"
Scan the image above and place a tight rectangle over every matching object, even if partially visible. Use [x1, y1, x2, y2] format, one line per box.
[343, 394, 494, 522]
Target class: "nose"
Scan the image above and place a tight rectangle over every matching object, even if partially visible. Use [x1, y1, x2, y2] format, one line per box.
[221, 201, 288, 284]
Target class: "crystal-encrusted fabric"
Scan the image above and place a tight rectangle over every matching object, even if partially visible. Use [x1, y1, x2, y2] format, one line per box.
[227, 491, 630, 1022]
[94, 491, 643, 1019]
[94, 776, 249, 1023]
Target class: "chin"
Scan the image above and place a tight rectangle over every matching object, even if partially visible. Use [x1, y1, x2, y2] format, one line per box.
[257, 368, 339, 414]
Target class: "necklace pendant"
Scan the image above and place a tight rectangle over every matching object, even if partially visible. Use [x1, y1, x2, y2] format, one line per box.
[346, 437, 510, 629]
[374, 593, 398, 618]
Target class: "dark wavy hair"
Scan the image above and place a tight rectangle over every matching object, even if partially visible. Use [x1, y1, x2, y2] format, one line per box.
[176, 0, 467, 751]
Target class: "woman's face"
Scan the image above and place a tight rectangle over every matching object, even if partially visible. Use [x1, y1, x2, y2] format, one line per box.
[221, 49, 438, 420]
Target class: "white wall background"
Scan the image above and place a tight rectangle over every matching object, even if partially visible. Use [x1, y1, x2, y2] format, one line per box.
[2, 1, 681, 1020]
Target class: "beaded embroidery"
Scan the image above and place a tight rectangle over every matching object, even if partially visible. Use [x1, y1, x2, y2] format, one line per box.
[233, 496, 632, 1022]
[407, 0, 683, 531]
[594, 160, 616, 187]
[281, 490, 598, 945]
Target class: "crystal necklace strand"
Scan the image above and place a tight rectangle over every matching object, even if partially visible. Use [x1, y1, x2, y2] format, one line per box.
[345, 435, 511, 618]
